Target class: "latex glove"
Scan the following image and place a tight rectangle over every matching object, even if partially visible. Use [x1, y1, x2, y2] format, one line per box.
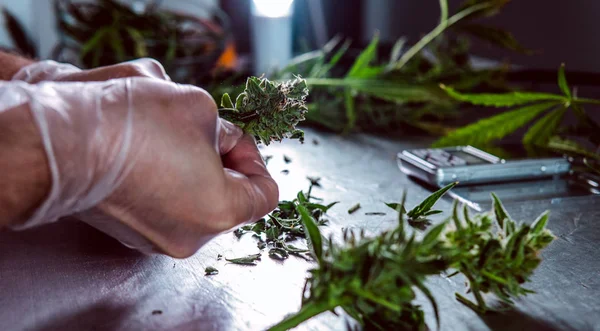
[12, 58, 170, 83]
[1, 77, 278, 258]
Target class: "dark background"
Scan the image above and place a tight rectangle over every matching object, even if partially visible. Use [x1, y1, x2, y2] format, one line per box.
[221, 0, 600, 74]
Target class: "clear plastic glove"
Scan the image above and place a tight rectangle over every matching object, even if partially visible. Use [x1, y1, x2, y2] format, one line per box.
[2, 75, 278, 258]
[12, 58, 171, 83]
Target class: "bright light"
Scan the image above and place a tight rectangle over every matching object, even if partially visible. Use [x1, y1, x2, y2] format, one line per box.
[252, 0, 294, 18]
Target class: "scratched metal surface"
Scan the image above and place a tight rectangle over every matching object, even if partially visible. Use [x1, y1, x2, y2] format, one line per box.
[0, 128, 599, 331]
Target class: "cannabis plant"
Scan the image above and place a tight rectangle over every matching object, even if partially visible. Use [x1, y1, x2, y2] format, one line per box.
[219, 76, 309, 145]
[269, 194, 450, 331]
[444, 195, 556, 313]
[268, 183, 555, 330]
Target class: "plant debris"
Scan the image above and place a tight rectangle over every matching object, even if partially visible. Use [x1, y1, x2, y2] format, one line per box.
[219, 76, 309, 145]
[347, 203, 361, 214]
[225, 253, 262, 265]
[365, 212, 386, 216]
[283, 155, 292, 163]
[281, 170, 290, 175]
[205, 266, 219, 275]
[152, 310, 162, 315]
[234, 178, 337, 262]
[263, 155, 273, 165]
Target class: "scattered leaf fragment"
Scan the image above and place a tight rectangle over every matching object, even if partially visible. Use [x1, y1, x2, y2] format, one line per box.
[284, 155, 292, 163]
[225, 253, 262, 265]
[348, 203, 361, 214]
[205, 266, 219, 275]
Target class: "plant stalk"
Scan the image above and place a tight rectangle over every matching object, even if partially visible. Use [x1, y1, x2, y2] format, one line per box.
[393, 2, 495, 72]
[574, 98, 600, 106]
[267, 302, 336, 331]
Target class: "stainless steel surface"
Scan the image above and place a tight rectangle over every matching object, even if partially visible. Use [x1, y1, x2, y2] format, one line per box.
[1, 128, 599, 331]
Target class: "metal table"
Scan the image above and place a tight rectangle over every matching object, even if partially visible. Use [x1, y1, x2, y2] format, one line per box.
[1, 128, 599, 331]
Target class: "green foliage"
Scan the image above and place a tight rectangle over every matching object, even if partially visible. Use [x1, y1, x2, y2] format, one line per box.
[433, 102, 558, 147]
[439, 85, 564, 107]
[219, 76, 309, 145]
[269, 211, 446, 331]
[406, 182, 457, 220]
[55, 0, 228, 82]
[269, 185, 555, 331]
[386, 182, 456, 229]
[271, 0, 519, 134]
[445, 198, 555, 313]
[234, 178, 336, 261]
[437, 64, 600, 160]
[558, 63, 571, 99]
[522, 106, 567, 148]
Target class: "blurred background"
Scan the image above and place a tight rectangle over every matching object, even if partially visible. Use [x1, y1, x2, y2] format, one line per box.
[0, 0, 598, 162]
[2, 0, 600, 72]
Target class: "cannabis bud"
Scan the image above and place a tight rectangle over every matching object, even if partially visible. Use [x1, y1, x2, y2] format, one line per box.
[219, 76, 309, 145]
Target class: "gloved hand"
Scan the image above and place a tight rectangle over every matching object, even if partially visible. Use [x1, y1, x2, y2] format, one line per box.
[3, 70, 278, 258]
[12, 58, 171, 83]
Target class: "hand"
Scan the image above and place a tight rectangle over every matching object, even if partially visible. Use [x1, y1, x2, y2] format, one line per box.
[12, 58, 170, 83]
[3, 76, 278, 258]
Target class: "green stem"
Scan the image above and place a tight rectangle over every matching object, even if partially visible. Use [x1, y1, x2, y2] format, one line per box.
[393, 2, 495, 71]
[439, 0, 449, 24]
[481, 270, 508, 285]
[574, 97, 600, 106]
[305, 78, 359, 87]
[455, 293, 484, 314]
[267, 302, 336, 331]
[352, 288, 403, 312]
[460, 266, 488, 311]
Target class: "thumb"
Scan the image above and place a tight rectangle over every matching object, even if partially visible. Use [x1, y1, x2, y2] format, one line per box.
[218, 118, 243, 155]
[221, 134, 279, 224]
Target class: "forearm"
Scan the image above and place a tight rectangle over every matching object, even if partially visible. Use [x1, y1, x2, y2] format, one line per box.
[0, 51, 35, 80]
[0, 103, 50, 228]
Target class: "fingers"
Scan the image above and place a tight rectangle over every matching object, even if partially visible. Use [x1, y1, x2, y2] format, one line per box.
[221, 134, 279, 224]
[58, 58, 171, 82]
[217, 119, 243, 155]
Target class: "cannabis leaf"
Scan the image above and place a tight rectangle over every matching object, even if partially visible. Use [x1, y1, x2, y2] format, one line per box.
[433, 101, 558, 147]
[436, 64, 600, 160]
[439, 85, 564, 107]
[558, 63, 571, 99]
[297, 203, 323, 263]
[406, 182, 457, 220]
[225, 253, 262, 265]
[522, 105, 567, 148]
